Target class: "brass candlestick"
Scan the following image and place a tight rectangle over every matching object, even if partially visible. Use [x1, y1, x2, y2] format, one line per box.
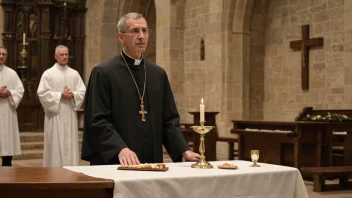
[190, 121, 214, 168]
[17, 43, 28, 81]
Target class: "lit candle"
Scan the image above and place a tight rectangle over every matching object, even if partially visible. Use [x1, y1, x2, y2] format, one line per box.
[200, 98, 205, 122]
[23, 33, 26, 45]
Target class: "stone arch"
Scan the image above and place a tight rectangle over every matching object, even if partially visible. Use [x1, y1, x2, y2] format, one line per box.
[224, 0, 275, 123]
[230, 0, 254, 120]
[217, 0, 255, 135]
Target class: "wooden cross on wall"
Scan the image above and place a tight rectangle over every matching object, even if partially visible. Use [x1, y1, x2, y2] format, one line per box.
[290, 25, 324, 90]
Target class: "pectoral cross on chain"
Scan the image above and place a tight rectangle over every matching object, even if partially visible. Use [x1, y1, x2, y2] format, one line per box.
[139, 101, 147, 122]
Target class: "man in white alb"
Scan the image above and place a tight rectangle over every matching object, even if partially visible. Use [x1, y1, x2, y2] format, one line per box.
[37, 45, 86, 167]
[0, 46, 24, 166]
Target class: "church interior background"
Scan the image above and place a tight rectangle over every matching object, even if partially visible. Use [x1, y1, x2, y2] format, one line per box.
[2, 0, 352, 196]
[1, 0, 351, 137]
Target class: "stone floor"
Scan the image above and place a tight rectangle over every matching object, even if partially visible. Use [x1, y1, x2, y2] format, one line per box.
[6, 142, 352, 198]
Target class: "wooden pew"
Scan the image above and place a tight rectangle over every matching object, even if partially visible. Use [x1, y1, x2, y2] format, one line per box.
[295, 107, 352, 166]
[301, 166, 352, 192]
[232, 107, 352, 187]
[231, 120, 329, 169]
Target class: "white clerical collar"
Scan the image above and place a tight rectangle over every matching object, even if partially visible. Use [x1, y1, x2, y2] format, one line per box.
[55, 63, 68, 70]
[0, 64, 4, 70]
[122, 49, 143, 65]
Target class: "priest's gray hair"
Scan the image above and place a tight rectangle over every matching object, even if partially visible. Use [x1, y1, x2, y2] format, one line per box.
[117, 12, 145, 33]
[55, 45, 69, 55]
[0, 45, 8, 54]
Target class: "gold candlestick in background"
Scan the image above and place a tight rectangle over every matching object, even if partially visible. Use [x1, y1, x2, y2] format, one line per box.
[17, 42, 28, 81]
[190, 121, 214, 168]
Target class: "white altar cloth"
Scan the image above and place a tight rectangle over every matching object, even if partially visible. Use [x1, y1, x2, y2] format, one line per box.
[64, 160, 308, 198]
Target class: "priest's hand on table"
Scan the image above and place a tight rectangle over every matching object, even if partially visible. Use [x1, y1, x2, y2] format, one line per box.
[118, 148, 140, 166]
[183, 150, 200, 161]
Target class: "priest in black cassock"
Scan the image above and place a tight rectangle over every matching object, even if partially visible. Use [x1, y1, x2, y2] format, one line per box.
[82, 12, 200, 165]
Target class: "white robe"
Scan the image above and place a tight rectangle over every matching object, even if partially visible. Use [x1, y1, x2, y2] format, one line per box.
[0, 65, 24, 156]
[37, 63, 86, 167]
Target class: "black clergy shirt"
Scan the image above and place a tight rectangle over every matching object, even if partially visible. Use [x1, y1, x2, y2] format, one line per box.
[121, 51, 154, 163]
[81, 51, 190, 165]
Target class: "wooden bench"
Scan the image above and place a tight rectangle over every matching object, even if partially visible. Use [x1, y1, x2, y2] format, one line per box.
[301, 166, 352, 192]
[217, 135, 238, 160]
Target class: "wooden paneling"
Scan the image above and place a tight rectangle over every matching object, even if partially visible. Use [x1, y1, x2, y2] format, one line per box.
[1, 0, 86, 131]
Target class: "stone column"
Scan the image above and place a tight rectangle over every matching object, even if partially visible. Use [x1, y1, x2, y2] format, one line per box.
[154, 0, 171, 73]
[99, 0, 118, 62]
[154, 0, 187, 120]
[84, 0, 103, 82]
[231, 0, 253, 119]
[344, 0, 352, 108]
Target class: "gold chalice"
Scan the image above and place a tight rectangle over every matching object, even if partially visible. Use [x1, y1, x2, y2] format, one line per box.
[190, 121, 215, 168]
[250, 150, 260, 167]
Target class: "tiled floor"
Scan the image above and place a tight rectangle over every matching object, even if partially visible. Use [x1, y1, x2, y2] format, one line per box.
[8, 142, 352, 198]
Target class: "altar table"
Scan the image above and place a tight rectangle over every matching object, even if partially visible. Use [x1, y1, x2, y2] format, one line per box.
[65, 160, 308, 198]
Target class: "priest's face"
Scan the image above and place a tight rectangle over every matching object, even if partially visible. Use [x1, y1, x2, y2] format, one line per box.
[118, 18, 149, 59]
[0, 48, 7, 65]
[54, 47, 69, 66]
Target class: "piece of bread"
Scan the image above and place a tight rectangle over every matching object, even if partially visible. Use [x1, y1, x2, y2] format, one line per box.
[221, 163, 236, 168]
[156, 164, 166, 168]
[136, 164, 152, 169]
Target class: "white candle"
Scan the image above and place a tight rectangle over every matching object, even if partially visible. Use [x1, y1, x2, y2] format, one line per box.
[200, 98, 205, 122]
[23, 33, 26, 45]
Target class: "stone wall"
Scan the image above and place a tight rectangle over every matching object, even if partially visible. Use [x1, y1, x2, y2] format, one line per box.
[85, 0, 156, 82]
[84, 0, 104, 82]
[99, 0, 119, 63]
[344, 0, 352, 106]
[253, 0, 348, 121]
[181, 0, 224, 124]
[155, 0, 251, 136]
